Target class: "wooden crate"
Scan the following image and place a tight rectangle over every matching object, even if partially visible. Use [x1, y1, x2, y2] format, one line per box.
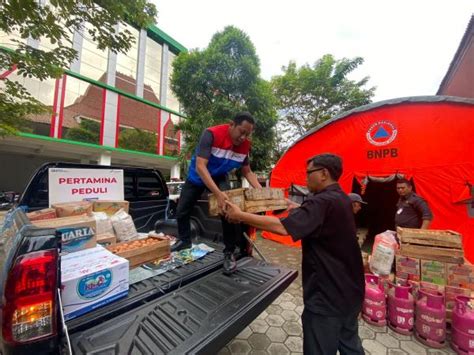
[209, 188, 288, 216]
[244, 199, 288, 213]
[398, 227, 464, 264]
[244, 188, 284, 201]
[107, 236, 170, 269]
[208, 188, 246, 216]
[400, 244, 464, 264]
[398, 227, 462, 249]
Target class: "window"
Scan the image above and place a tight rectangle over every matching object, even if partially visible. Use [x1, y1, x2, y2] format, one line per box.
[137, 173, 164, 198]
[29, 173, 49, 208]
[166, 52, 180, 112]
[143, 37, 162, 103]
[116, 23, 139, 94]
[79, 22, 108, 82]
[124, 173, 134, 199]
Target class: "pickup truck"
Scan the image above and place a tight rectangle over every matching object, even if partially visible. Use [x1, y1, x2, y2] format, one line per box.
[0, 162, 297, 354]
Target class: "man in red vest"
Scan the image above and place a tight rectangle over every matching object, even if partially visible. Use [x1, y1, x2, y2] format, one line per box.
[172, 112, 262, 275]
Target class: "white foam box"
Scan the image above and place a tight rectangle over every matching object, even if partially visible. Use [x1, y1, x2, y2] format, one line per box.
[61, 245, 129, 320]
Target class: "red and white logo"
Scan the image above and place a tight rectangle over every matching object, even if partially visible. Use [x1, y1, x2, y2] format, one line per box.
[366, 121, 398, 146]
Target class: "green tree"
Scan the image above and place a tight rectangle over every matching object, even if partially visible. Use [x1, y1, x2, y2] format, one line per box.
[272, 54, 375, 140]
[64, 119, 100, 144]
[0, 0, 157, 137]
[118, 128, 156, 154]
[171, 26, 278, 172]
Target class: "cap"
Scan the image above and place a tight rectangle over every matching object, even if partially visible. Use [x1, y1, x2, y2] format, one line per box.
[348, 193, 367, 205]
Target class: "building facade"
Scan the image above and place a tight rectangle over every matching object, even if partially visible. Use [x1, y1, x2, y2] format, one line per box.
[437, 15, 474, 98]
[0, 21, 187, 192]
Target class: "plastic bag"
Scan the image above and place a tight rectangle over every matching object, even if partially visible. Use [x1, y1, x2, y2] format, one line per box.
[110, 209, 138, 242]
[92, 212, 114, 235]
[369, 230, 399, 276]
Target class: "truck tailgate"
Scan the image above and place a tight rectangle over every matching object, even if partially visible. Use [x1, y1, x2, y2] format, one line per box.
[69, 257, 297, 354]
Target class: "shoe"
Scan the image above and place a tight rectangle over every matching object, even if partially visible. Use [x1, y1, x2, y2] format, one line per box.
[223, 252, 237, 275]
[171, 239, 192, 252]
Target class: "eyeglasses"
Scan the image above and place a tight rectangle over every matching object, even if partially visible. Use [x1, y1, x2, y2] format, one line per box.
[306, 167, 325, 176]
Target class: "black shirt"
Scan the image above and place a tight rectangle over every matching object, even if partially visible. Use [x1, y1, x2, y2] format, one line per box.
[281, 184, 365, 316]
[395, 192, 433, 228]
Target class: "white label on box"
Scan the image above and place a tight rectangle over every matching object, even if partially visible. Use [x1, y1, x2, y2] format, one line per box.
[49, 168, 124, 206]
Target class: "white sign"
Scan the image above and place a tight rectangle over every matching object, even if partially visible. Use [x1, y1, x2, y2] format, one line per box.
[48, 168, 124, 206]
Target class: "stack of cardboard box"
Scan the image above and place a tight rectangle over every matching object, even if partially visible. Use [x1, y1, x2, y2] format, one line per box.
[26, 200, 140, 320]
[396, 227, 472, 322]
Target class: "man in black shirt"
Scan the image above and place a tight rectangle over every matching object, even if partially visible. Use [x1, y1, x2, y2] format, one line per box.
[395, 179, 433, 229]
[225, 153, 365, 354]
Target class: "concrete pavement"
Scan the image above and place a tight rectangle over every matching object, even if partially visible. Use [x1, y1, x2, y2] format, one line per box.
[219, 236, 456, 355]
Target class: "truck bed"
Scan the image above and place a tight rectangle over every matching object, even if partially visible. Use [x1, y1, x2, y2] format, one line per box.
[68, 256, 297, 354]
[66, 241, 226, 333]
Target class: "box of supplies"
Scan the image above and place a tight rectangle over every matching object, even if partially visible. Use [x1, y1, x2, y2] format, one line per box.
[421, 260, 447, 285]
[446, 262, 474, 290]
[395, 255, 420, 281]
[61, 246, 129, 320]
[26, 208, 57, 221]
[32, 215, 97, 254]
[93, 200, 129, 215]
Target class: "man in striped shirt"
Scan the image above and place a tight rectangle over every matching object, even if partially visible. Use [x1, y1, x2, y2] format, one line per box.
[172, 112, 262, 275]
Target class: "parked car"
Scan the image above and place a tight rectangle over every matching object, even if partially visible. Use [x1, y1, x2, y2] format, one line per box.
[166, 180, 185, 203]
[0, 191, 18, 211]
[0, 162, 297, 354]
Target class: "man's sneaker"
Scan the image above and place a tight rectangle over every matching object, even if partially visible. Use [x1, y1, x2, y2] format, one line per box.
[171, 239, 192, 252]
[223, 252, 237, 275]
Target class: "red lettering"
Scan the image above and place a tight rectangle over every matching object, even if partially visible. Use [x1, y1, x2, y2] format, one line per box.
[59, 178, 66, 184]
[72, 188, 79, 195]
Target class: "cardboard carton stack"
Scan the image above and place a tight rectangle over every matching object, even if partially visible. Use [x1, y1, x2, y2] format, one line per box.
[209, 187, 287, 216]
[396, 227, 473, 322]
[27, 199, 171, 320]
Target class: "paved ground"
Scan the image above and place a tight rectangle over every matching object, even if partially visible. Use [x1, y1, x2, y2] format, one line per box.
[219, 235, 456, 355]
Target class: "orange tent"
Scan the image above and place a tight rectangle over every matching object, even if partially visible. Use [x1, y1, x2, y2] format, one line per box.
[264, 96, 474, 261]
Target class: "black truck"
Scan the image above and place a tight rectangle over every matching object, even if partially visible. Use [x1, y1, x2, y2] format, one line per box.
[0, 162, 297, 354]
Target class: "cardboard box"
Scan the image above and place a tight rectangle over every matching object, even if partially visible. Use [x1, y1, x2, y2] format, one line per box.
[93, 200, 129, 215]
[33, 215, 97, 254]
[446, 263, 474, 290]
[52, 201, 92, 217]
[96, 233, 116, 247]
[61, 246, 129, 320]
[421, 259, 447, 285]
[396, 255, 420, 281]
[26, 208, 57, 221]
[420, 281, 445, 295]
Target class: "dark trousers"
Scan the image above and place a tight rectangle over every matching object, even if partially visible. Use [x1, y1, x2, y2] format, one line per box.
[302, 308, 365, 355]
[176, 179, 244, 253]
